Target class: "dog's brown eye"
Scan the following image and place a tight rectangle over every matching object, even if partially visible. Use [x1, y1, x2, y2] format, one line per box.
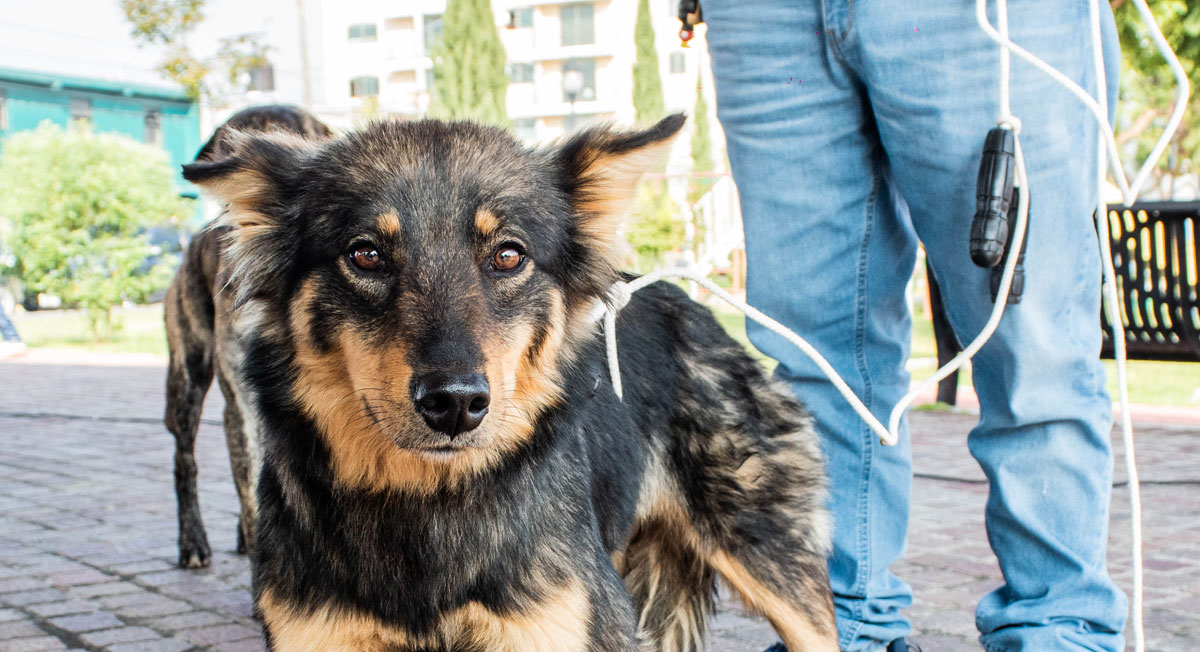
[350, 246, 382, 271]
[491, 246, 524, 272]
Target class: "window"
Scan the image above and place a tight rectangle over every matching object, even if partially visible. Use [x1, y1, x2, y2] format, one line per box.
[562, 59, 596, 103]
[248, 63, 275, 92]
[389, 70, 417, 85]
[69, 97, 91, 123]
[509, 7, 533, 28]
[385, 16, 414, 31]
[144, 110, 162, 146]
[350, 76, 379, 97]
[423, 14, 443, 56]
[0, 90, 7, 131]
[560, 4, 594, 46]
[507, 63, 534, 84]
[348, 23, 378, 42]
[513, 118, 536, 141]
[669, 52, 686, 74]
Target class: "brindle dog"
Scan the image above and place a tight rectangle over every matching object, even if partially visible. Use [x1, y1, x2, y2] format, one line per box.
[182, 114, 838, 651]
[164, 105, 332, 568]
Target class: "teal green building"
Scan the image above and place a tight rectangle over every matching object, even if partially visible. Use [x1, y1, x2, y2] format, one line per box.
[0, 66, 200, 193]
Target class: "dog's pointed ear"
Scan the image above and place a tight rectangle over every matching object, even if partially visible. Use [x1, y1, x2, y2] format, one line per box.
[182, 130, 313, 230]
[182, 131, 316, 306]
[555, 114, 686, 264]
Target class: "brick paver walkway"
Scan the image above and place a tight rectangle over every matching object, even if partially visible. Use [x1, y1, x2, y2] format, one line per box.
[1, 354, 1197, 651]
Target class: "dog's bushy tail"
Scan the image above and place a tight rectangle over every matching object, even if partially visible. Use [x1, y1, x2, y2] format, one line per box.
[619, 525, 716, 652]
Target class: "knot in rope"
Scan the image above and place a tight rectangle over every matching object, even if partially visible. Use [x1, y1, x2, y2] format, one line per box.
[996, 114, 1022, 134]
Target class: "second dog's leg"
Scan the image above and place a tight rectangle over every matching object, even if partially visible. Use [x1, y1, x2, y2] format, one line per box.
[165, 287, 215, 569]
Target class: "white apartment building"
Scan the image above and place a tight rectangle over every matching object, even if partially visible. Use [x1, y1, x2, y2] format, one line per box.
[316, 0, 719, 149]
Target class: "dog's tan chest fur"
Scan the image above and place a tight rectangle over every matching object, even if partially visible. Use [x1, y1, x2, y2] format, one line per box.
[260, 581, 591, 652]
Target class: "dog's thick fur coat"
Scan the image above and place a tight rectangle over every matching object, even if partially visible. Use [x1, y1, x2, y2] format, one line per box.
[165, 105, 333, 567]
[182, 114, 837, 651]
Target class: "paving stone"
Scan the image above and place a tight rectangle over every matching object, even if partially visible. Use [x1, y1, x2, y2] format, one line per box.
[79, 625, 161, 646]
[146, 610, 227, 631]
[47, 611, 124, 633]
[0, 619, 48, 639]
[2, 636, 69, 651]
[176, 623, 261, 646]
[114, 597, 196, 619]
[110, 560, 175, 576]
[26, 600, 98, 617]
[208, 638, 267, 652]
[47, 569, 112, 587]
[0, 577, 50, 594]
[67, 581, 141, 598]
[0, 607, 24, 621]
[105, 638, 192, 652]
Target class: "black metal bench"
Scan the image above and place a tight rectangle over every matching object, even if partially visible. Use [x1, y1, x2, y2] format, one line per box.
[929, 201, 1200, 404]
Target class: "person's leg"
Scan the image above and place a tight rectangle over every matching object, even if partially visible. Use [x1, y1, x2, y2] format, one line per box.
[705, 1, 918, 649]
[850, 1, 1127, 649]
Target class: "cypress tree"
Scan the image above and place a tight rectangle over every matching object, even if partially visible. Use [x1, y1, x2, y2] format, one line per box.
[691, 79, 712, 173]
[429, 0, 509, 125]
[689, 78, 714, 203]
[632, 0, 665, 124]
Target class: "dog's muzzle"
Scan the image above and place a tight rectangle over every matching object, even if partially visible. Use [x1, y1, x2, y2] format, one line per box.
[411, 372, 490, 438]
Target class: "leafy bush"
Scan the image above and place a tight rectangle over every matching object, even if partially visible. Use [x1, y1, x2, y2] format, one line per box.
[0, 121, 191, 340]
[628, 180, 684, 271]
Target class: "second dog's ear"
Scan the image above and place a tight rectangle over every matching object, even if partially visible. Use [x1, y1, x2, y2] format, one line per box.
[182, 131, 315, 306]
[555, 114, 686, 265]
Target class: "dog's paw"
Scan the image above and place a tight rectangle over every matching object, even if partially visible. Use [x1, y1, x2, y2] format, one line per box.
[179, 538, 212, 569]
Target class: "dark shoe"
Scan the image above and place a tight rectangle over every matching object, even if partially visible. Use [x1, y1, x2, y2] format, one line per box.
[764, 638, 919, 652]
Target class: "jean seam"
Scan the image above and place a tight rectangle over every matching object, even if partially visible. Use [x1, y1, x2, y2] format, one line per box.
[840, 616, 864, 651]
[851, 167, 881, 605]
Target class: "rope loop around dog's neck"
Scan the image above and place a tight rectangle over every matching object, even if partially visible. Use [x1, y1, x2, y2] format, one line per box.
[590, 268, 901, 446]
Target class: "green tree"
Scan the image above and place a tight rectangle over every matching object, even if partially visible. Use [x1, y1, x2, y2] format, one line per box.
[628, 180, 684, 271]
[119, 0, 270, 102]
[633, 0, 665, 124]
[688, 78, 714, 204]
[1112, 0, 1200, 193]
[429, 0, 510, 124]
[687, 78, 714, 260]
[0, 123, 190, 340]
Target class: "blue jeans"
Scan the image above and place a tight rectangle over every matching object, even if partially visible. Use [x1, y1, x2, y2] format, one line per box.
[704, 1, 1127, 650]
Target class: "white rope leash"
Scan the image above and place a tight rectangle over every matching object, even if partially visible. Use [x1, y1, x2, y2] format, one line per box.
[1085, 0, 1143, 648]
[592, 268, 903, 444]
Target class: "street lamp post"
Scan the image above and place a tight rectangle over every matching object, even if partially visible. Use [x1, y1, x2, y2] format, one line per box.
[562, 60, 584, 133]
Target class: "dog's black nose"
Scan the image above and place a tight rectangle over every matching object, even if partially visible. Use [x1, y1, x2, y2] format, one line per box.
[411, 372, 490, 438]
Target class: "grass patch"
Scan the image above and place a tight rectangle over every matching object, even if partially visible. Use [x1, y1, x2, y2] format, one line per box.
[1102, 359, 1199, 406]
[12, 303, 167, 356]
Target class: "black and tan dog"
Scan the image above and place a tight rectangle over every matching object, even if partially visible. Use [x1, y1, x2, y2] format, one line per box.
[181, 114, 837, 651]
[165, 105, 332, 568]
